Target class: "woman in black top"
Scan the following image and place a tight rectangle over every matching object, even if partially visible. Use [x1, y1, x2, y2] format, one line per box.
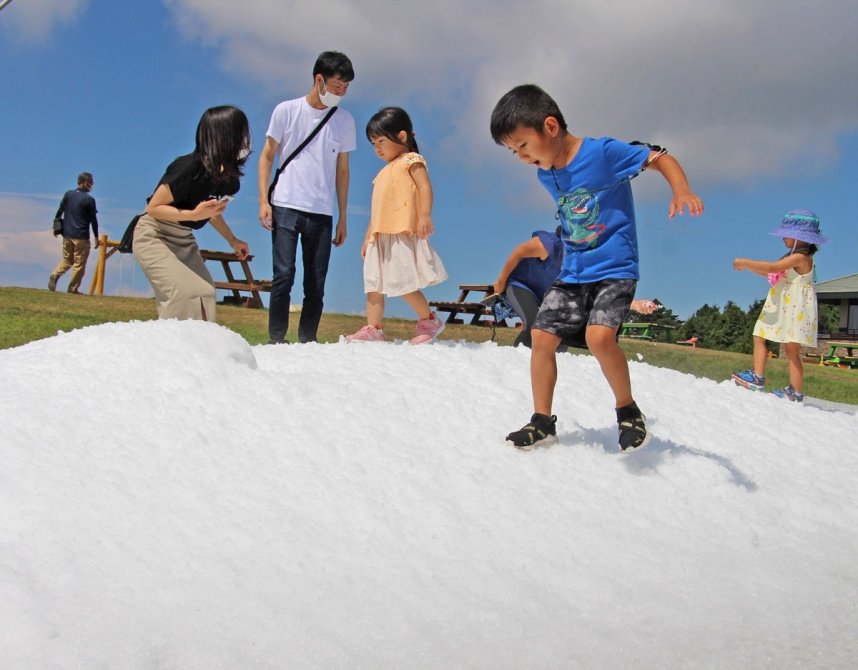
[133, 106, 251, 321]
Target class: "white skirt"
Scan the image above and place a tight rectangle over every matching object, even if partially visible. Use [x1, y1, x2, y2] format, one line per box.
[363, 232, 448, 296]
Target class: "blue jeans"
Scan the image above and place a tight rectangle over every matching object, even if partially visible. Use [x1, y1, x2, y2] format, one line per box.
[269, 206, 333, 343]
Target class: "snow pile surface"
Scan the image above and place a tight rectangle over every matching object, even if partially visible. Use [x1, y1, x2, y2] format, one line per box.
[2, 320, 857, 669]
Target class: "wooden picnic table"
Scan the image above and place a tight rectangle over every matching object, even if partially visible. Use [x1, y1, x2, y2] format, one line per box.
[429, 283, 506, 326]
[200, 249, 271, 308]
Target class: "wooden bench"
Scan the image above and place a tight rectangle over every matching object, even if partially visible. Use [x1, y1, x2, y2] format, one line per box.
[429, 284, 506, 327]
[200, 249, 271, 308]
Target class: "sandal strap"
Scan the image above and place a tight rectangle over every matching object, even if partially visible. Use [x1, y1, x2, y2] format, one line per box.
[506, 414, 556, 448]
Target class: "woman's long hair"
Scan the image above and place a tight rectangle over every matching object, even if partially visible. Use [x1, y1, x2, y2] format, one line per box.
[195, 105, 250, 182]
[365, 106, 419, 153]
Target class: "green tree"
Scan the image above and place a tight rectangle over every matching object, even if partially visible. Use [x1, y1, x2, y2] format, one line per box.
[721, 300, 750, 352]
[678, 303, 723, 348]
[818, 302, 840, 335]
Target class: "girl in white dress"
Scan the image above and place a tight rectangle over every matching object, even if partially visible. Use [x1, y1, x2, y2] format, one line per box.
[731, 210, 827, 401]
[346, 107, 448, 344]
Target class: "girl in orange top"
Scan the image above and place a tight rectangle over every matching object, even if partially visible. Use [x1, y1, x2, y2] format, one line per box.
[346, 107, 448, 344]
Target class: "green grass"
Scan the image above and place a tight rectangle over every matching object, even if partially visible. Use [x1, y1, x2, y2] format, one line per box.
[616, 339, 858, 405]
[2, 286, 856, 405]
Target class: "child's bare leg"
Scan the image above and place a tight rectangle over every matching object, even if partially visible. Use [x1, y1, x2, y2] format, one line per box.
[366, 291, 385, 326]
[783, 342, 804, 392]
[752, 335, 768, 377]
[401, 290, 431, 320]
[531, 328, 562, 415]
[586, 324, 633, 408]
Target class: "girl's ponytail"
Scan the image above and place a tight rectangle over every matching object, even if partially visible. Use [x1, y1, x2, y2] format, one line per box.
[406, 131, 420, 154]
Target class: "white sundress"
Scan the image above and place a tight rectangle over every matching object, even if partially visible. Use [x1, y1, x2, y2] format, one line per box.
[752, 261, 817, 346]
[363, 233, 447, 297]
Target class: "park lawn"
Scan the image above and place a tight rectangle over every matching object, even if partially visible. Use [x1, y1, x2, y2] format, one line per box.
[1, 286, 855, 405]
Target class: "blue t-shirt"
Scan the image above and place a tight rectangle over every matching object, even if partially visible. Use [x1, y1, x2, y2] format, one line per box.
[508, 230, 564, 299]
[537, 137, 649, 283]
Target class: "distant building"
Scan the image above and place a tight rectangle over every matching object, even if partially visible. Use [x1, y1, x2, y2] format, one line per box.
[816, 273, 858, 340]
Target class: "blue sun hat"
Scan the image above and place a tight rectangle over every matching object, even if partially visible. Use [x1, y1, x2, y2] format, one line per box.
[769, 209, 828, 244]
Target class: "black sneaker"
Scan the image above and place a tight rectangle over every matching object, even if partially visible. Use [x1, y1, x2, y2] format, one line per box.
[506, 413, 557, 450]
[616, 402, 650, 451]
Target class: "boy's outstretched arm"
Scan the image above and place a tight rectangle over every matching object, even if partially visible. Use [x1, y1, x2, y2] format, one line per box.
[645, 152, 704, 219]
[493, 236, 548, 295]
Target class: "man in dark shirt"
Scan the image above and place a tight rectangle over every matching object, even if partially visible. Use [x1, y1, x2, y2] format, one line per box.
[49, 172, 100, 293]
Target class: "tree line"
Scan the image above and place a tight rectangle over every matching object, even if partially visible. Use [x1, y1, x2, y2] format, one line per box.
[627, 301, 840, 354]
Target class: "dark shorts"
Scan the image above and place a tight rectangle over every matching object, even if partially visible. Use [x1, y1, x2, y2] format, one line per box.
[533, 279, 636, 348]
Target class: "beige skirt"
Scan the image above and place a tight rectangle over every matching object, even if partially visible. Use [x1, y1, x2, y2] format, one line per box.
[132, 214, 217, 321]
[364, 232, 448, 296]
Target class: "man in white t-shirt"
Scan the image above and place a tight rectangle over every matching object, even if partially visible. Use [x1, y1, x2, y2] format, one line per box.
[258, 51, 357, 343]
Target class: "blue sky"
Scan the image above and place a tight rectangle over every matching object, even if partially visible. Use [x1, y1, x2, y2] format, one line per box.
[1, 0, 856, 319]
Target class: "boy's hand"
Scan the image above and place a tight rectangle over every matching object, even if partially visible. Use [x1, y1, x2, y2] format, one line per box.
[631, 299, 658, 315]
[668, 191, 704, 219]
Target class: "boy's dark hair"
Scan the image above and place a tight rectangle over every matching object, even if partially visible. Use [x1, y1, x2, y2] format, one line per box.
[366, 107, 420, 154]
[77, 172, 93, 186]
[313, 51, 355, 82]
[490, 84, 567, 144]
[194, 105, 250, 182]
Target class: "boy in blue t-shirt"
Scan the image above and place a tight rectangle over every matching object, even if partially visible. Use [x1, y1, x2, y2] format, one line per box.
[490, 84, 703, 451]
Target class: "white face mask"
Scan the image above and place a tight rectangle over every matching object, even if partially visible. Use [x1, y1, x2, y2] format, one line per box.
[238, 147, 251, 160]
[318, 80, 343, 108]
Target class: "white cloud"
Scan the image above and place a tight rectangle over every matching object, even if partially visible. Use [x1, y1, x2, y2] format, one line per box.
[163, 0, 858, 185]
[0, 0, 89, 42]
[0, 193, 62, 266]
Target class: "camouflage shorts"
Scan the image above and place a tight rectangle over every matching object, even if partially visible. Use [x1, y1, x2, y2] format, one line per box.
[533, 279, 636, 347]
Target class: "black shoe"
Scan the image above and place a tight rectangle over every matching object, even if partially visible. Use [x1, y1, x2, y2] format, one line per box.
[506, 413, 557, 450]
[47, 275, 58, 291]
[616, 402, 650, 451]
